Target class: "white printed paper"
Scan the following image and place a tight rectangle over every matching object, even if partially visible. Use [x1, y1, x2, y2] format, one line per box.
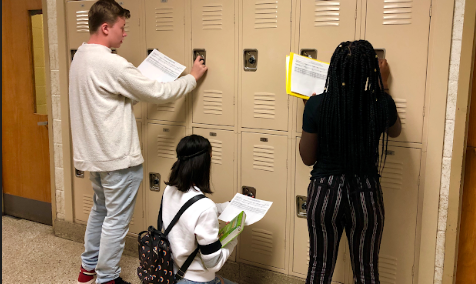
[137, 49, 186, 83]
[290, 55, 329, 97]
[218, 193, 273, 226]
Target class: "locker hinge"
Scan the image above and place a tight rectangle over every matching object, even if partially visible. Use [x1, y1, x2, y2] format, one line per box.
[355, 7, 358, 20]
[286, 159, 288, 169]
[417, 175, 421, 186]
[412, 265, 415, 276]
[423, 106, 425, 117]
[429, 4, 433, 17]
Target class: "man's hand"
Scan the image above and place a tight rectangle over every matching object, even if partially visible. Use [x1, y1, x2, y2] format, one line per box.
[379, 59, 390, 90]
[190, 56, 208, 82]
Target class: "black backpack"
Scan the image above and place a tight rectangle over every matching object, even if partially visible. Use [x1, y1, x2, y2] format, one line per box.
[137, 194, 207, 284]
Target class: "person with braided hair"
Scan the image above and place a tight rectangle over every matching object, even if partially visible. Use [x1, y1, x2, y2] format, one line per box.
[299, 40, 401, 283]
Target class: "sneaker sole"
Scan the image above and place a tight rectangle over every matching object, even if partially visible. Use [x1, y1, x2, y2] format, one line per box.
[77, 279, 95, 284]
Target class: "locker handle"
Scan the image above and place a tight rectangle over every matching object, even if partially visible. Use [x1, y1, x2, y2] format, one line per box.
[75, 168, 84, 178]
[242, 186, 256, 198]
[193, 49, 206, 65]
[300, 49, 317, 59]
[296, 195, 307, 218]
[243, 49, 258, 71]
[150, 173, 161, 192]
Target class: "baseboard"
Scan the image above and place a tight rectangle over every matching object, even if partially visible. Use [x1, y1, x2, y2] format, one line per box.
[3, 194, 52, 225]
[53, 220, 306, 284]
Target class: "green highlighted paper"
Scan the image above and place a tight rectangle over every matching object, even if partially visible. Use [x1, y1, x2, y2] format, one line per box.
[219, 211, 246, 247]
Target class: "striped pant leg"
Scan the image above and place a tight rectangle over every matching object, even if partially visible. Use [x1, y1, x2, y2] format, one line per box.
[344, 176, 385, 284]
[306, 175, 346, 284]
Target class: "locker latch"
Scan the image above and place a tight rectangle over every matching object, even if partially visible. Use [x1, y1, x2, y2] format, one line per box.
[375, 48, 386, 59]
[300, 49, 317, 59]
[75, 168, 84, 178]
[149, 173, 161, 192]
[193, 49, 206, 65]
[296, 195, 307, 218]
[243, 49, 258, 71]
[242, 186, 256, 198]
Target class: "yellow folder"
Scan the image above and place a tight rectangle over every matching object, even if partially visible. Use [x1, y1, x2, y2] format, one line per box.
[286, 52, 329, 100]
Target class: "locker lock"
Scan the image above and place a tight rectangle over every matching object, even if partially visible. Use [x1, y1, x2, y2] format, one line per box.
[149, 173, 161, 192]
[242, 186, 257, 198]
[296, 195, 307, 218]
[193, 49, 206, 65]
[243, 49, 258, 71]
[375, 49, 386, 59]
[300, 49, 317, 59]
[75, 168, 84, 178]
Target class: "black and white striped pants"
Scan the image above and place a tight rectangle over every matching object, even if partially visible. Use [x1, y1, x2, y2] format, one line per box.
[306, 174, 385, 284]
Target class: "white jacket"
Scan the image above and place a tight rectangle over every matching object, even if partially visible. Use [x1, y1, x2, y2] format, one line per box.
[69, 43, 196, 171]
[162, 186, 237, 282]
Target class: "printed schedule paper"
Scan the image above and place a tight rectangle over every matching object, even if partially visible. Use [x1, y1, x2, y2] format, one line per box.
[286, 52, 329, 100]
[218, 193, 273, 226]
[137, 49, 186, 83]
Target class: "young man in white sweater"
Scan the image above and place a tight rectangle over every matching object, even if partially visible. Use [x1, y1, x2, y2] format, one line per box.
[70, 1, 207, 284]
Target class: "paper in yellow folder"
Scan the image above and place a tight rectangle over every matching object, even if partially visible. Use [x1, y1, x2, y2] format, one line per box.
[286, 52, 329, 100]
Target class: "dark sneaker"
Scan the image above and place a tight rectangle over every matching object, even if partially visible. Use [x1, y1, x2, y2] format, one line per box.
[77, 266, 96, 284]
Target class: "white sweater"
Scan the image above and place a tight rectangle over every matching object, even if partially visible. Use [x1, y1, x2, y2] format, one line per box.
[162, 186, 237, 282]
[69, 43, 196, 171]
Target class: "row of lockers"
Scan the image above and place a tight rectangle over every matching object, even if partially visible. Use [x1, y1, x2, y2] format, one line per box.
[74, 122, 422, 283]
[66, 0, 431, 144]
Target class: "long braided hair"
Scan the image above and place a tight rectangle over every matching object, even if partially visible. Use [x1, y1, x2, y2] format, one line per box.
[317, 40, 390, 175]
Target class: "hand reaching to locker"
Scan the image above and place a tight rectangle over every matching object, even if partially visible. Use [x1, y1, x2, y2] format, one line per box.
[379, 59, 390, 90]
[191, 56, 208, 82]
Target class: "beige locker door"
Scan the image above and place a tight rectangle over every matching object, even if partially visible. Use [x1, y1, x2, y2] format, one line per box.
[73, 171, 94, 223]
[293, 137, 349, 283]
[146, 123, 186, 227]
[239, 132, 287, 269]
[192, 128, 237, 261]
[129, 121, 145, 234]
[296, 0, 358, 131]
[116, 0, 146, 120]
[66, 0, 95, 53]
[191, 128, 235, 203]
[364, 0, 431, 143]
[241, 0, 291, 131]
[378, 146, 421, 284]
[191, 0, 235, 126]
[145, 0, 187, 123]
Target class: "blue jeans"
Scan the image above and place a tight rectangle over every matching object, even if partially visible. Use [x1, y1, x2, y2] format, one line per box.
[81, 164, 143, 283]
[176, 276, 237, 284]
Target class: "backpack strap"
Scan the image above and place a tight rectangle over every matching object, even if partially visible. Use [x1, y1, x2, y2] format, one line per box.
[159, 194, 207, 236]
[175, 247, 200, 282]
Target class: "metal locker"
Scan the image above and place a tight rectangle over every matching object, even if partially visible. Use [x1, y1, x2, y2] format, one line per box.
[130, 121, 145, 234]
[239, 132, 288, 269]
[378, 146, 421, 284]
[364, 0, 431, 143]
[241, 0, 291, 131]
[192, 128, 237, 261]
[73, 171, 94, 223]
[66, 0, 95, 64]
[145, 0, 187, 123]
[293, 137, 350, 283]
[116, 0, 146, 120]
[296, 0, 358, 132]
[192, 128, 235, 204]
[146, 123, 186, 227]
[191, 0, 236, 127]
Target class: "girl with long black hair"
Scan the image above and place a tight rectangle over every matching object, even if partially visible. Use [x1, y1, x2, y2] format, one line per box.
[299, 40, 402, 283]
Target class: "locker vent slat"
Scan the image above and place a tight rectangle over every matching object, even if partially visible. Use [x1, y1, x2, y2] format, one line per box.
[83, 195, 93, 216]
[210, 139, 223, 165]
[314, 0, 340, 27]
[383, 0, 412, 25]
[393, 98, 407, 129]
[254, 2, 278, 29]
[76, 11, 89, 33]
[155, 7, 174, 31]
[379, 254, 398, 283]
[253, 145, 274, 172]
[157, 102, 176, 113]
[157, 136, 176, 159]
[250, 229, 274, 256]
[379, 159, 403, 190]
[202, 4, 223, 30]
[254, 92, 275, 119]
[203, 90, 223, 115]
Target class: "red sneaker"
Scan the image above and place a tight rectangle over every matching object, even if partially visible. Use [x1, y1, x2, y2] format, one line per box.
[102, 277, 131, 284]
[77, 266, 96, 284]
